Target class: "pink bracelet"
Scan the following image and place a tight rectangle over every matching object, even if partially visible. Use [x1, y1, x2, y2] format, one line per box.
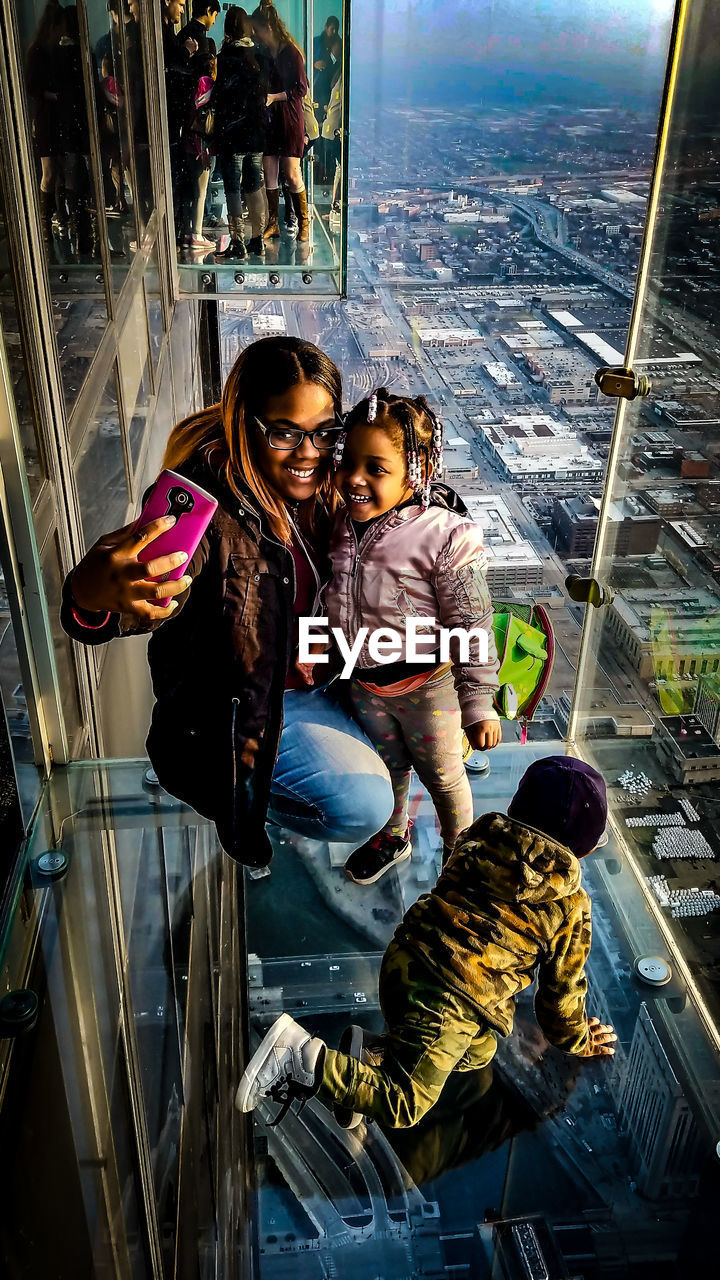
[71, 604, 112, 630]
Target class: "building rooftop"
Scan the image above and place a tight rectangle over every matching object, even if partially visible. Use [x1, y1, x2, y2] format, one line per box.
[462, 494, 544, 571]
[659, 715, 720, 760]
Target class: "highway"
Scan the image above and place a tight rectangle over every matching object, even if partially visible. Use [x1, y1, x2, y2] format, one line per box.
[250, 951, 382, 1017]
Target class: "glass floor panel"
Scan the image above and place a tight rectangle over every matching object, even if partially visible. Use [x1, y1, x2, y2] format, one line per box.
[246, 744, 720, 1280]
[0, 748, 719, 1278]
[177, 207, 341, 299]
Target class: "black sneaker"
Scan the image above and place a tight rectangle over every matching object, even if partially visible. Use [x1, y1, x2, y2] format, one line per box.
[344, 827, 411, 885]
[334, 1024, 385, 1129]
[334, 1024, 366, 1130]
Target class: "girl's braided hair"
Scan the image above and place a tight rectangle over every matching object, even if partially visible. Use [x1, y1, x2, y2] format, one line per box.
[336, 388, 444, 508]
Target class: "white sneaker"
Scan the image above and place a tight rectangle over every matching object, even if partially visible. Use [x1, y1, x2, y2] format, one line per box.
[235, 1014, 324, 1120]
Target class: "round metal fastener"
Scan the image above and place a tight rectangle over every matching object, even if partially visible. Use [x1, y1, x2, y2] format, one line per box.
[34, 849, 69, 881]
[0, 989, 39, 1037]
[634, 955, 672, 986]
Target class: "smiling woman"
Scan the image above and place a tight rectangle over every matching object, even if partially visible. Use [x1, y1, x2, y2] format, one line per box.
[61, 337, 393, 869]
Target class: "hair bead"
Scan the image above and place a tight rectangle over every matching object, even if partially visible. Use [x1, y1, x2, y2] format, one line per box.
[367, 392, 378, 423]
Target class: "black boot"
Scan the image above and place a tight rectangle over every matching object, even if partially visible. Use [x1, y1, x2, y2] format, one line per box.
[216, 216, 247, 260]
[38, 189, 56, 261]
[215, 819, 273, 869]
[282, 181, 298, 236]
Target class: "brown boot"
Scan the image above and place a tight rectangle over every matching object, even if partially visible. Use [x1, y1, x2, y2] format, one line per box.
[291, 188, 310, 242]
[264, 188, 280, 239]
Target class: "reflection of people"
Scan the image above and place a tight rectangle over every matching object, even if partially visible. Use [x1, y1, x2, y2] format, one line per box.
[179, 0, 220, 69]
[179, 53, 216, 249]
[55, 7, 94, 255]
[61, 338, 393, 871]
[238, 756, 618, 1129]
[321, 43, 343, 223]
[212, 6, 267, 260]
[251, 1, 310, 242]
[94, 0, 129, 76]
[160, 0, 198, 240]
[95, 1, 131, 215]
[330, 389, 500, 884]
[313, 12, 340, 120]
[25, 0, 65, 257]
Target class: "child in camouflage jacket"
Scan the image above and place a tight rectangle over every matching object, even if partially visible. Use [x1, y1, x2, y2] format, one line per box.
[236, 756, 617, 1130]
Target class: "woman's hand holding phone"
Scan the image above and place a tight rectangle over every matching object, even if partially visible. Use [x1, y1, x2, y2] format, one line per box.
[70, 516, 195, 621]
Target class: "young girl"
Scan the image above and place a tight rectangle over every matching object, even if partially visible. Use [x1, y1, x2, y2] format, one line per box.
[327, 387, 502, 885]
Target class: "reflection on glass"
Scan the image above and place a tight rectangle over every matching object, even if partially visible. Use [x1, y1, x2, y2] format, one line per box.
[0, 563, 42, 824]
[162, 1, 346, 280]
[313, 5, 343, 231]
[0, 277, 46, 506]
[74, 366, 129, 550]
[17, 0, 110, 413]
[117, 283, 152, 474]
[86, 0, 139, 270]
[127, 358, 151, 471]
[40, 531, 83, 748]
[144, 241, 164, 371]
[0, 762, 247, 1276]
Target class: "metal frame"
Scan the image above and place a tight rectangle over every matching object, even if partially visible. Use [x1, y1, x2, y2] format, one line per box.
[567, 0, 689, 746]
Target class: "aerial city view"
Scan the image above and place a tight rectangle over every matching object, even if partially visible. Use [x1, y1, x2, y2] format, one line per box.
[211, 3, 720, 1277]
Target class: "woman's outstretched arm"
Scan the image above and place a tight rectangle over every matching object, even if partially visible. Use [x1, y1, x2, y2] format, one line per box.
[62, 514, 202, 645]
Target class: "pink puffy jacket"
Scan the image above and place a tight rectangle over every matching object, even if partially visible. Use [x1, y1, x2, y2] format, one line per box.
[326, 490, 500, 727]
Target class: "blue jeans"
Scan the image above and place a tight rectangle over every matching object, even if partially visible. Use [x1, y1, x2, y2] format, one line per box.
[269, 689, 394, 847]
[218, 150, 264, 195]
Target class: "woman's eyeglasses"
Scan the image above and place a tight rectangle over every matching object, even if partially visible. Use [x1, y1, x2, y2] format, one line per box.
[253, 414, 345, 452]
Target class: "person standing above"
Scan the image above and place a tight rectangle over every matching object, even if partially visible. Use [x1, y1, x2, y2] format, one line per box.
[179, 0, 220, 68]
[213, 6, 267, 260]
[160, 0, 199, 241]
[25, 0, 65, 258]
[313, 13, 340, 124]
[251, 1, 310, 242]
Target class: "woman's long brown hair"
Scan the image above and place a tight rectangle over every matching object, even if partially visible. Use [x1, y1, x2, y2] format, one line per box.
[162, 336, 342, 543]
[251, 0, 302, 53]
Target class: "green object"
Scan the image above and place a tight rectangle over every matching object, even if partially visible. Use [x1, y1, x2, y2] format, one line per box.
[491, 601, 555, 721]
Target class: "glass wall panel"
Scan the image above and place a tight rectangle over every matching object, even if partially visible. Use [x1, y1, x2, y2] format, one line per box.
[74, 366, 129, 551]
[0, 557, 42, 824]
[39, 531, 83, 751]
[144, 242, 165, 374]
[0, 761, 250, 1279]
[117, 286, 152, 479]
[13, 0, 110, 413]
[167, 0, 348, 295]
[0, 267, 46, 508]
[84, 0, 141, 285]
[572, 0, 720, 1041]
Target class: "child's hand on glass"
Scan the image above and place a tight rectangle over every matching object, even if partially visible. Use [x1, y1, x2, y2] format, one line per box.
[466, 719, 502, 751]
[294, 658, 316, 686]
[579, 1017, 616, 1057]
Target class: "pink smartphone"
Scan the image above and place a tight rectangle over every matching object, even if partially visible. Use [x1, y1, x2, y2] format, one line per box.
[135, 469, 218, 608]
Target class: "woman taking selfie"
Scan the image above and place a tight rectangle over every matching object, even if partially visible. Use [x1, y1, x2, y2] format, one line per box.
[61, 337, 393, 869]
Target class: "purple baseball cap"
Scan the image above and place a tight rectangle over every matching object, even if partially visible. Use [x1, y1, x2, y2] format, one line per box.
[508, 755, 608, 858]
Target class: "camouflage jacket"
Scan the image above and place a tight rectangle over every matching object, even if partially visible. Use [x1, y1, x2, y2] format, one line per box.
[393, 812, 591, 1054]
